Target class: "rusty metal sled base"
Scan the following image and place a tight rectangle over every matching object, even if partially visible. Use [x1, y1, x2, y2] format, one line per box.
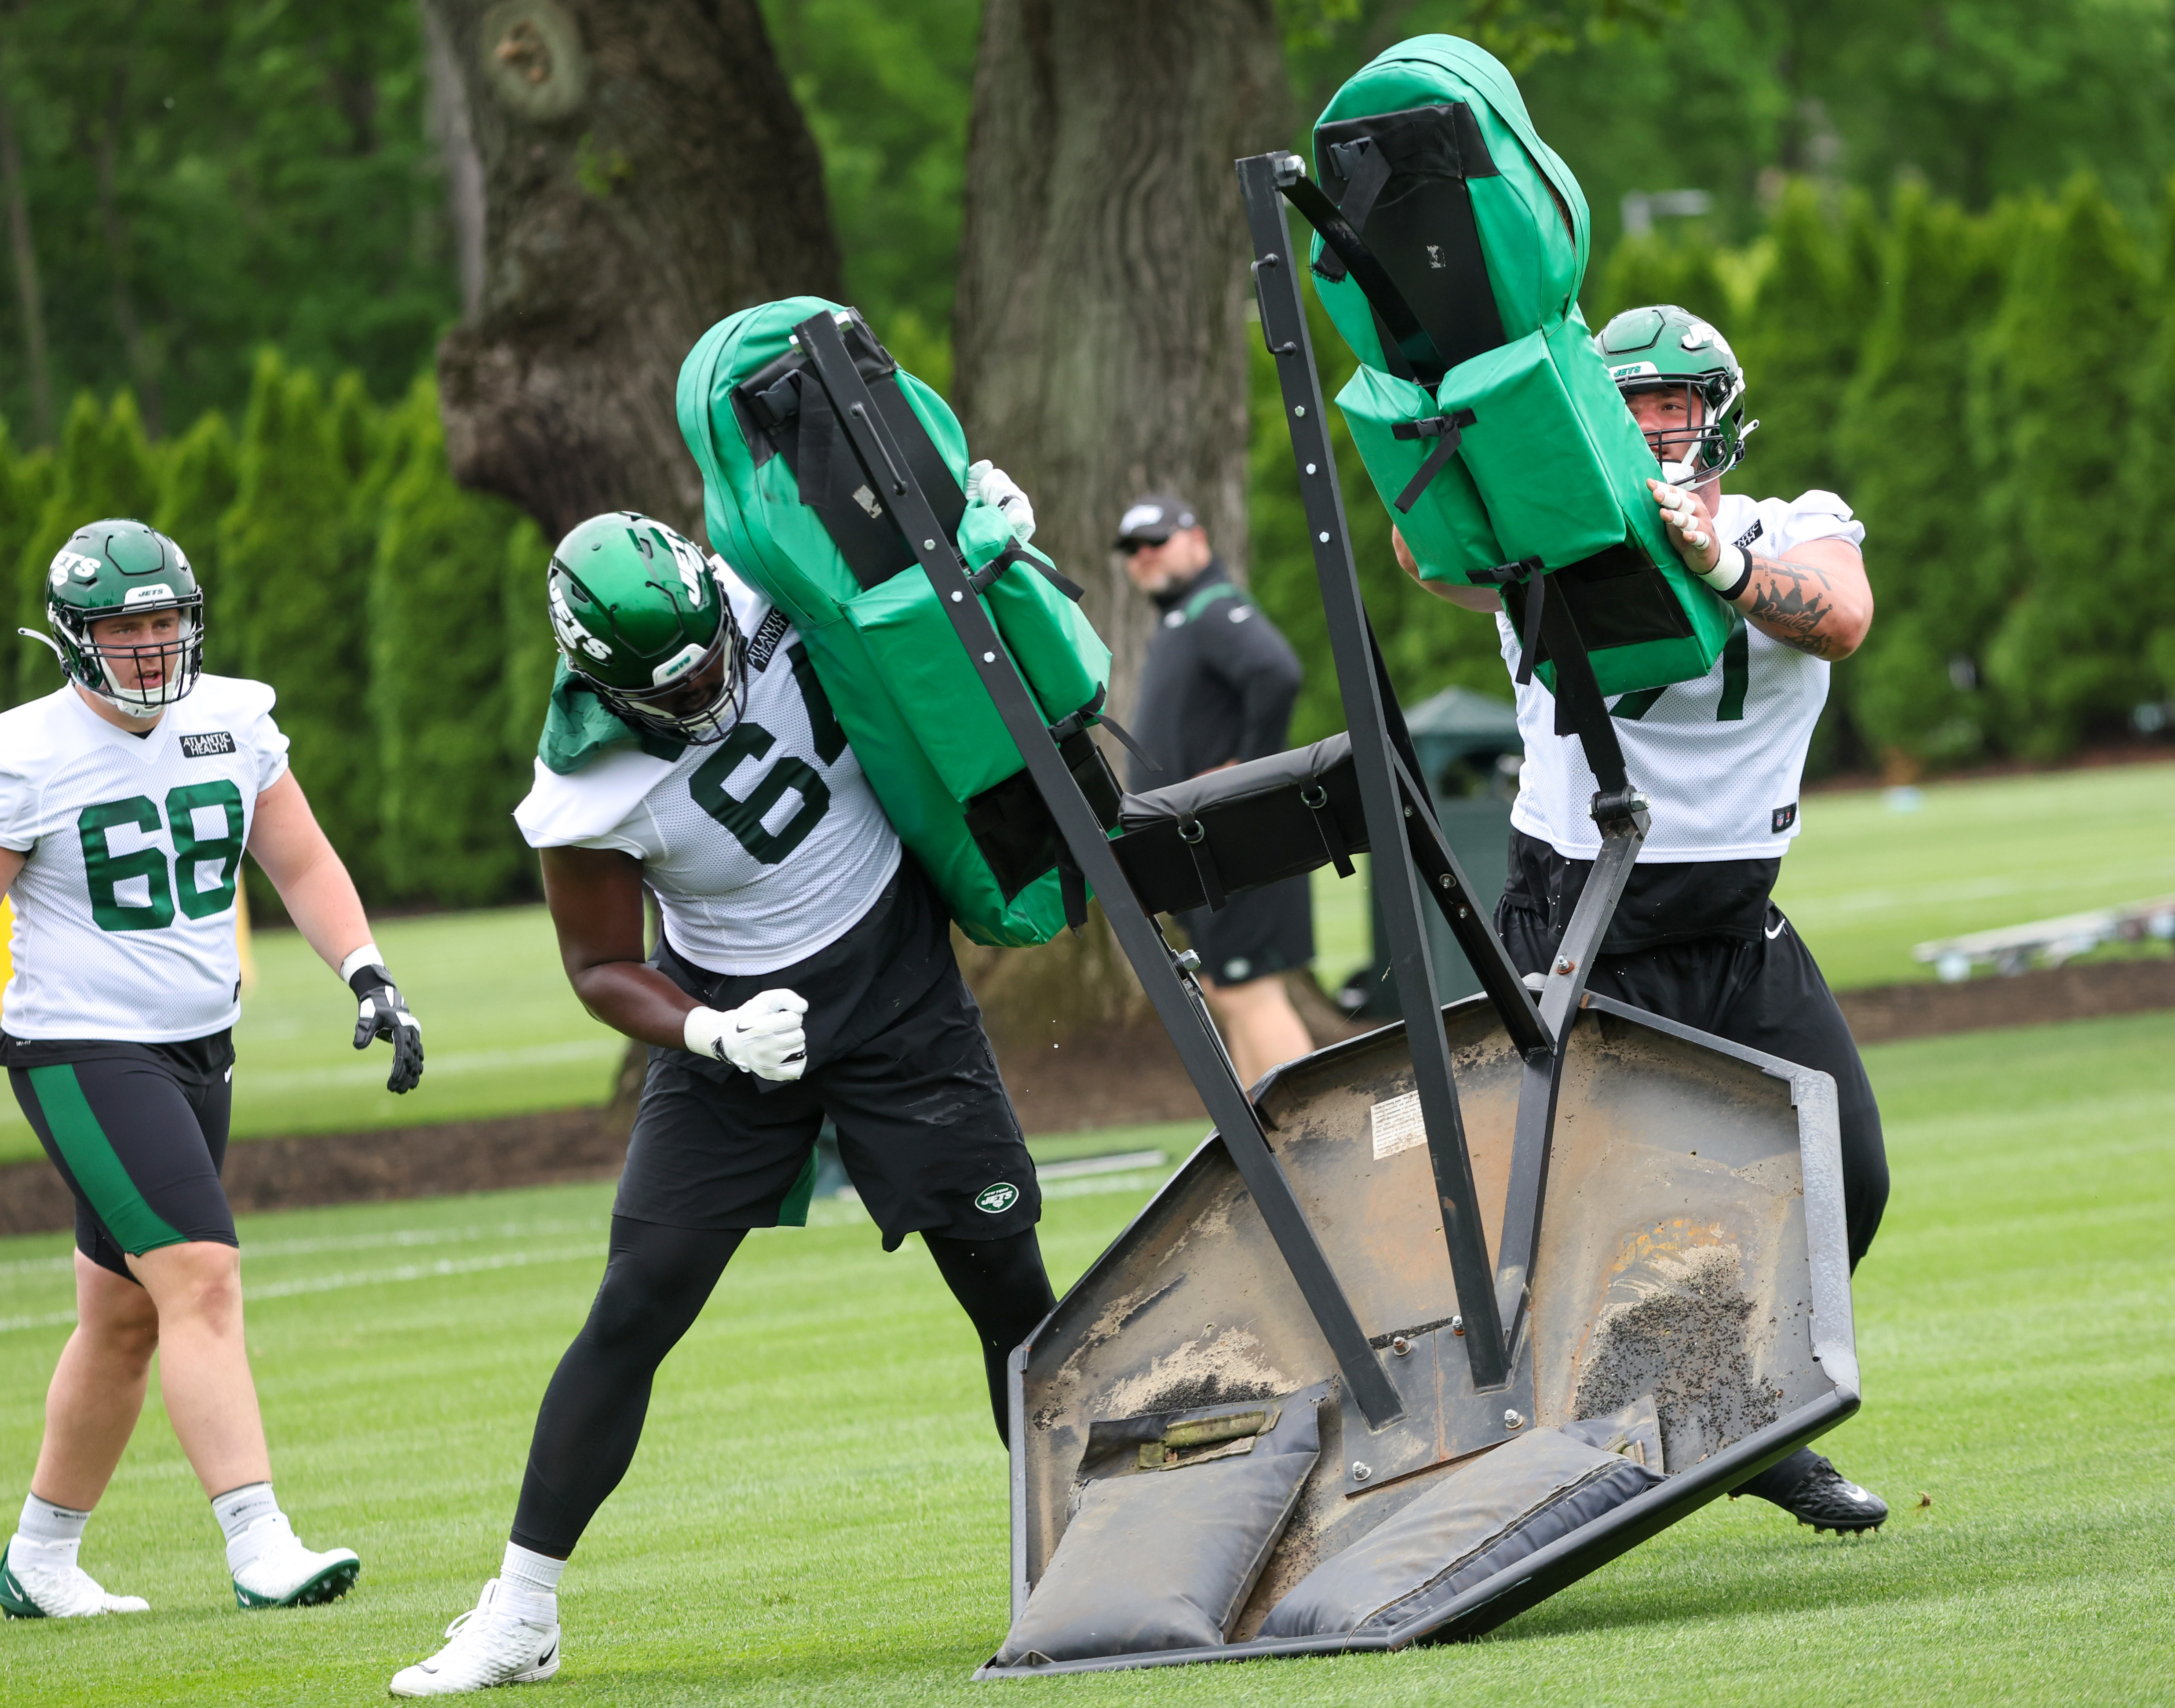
[977, 993, 1859, 1676]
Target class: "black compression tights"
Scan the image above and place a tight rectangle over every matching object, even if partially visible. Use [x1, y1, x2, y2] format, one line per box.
[508, 1215, 1055, 1558]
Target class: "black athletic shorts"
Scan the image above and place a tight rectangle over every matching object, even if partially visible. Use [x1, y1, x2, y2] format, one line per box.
[1177, 872, 1314, 989]
[618, 860, 1040, 1253]
[1496, 838, 1889, 1271]
[3, 1030, 237, 1283]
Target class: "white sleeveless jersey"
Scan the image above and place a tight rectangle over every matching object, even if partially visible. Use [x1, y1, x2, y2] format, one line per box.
[0, 675, 291, 1041]
[515, 568, 900, 976]
[1498, 490, 1866, 861]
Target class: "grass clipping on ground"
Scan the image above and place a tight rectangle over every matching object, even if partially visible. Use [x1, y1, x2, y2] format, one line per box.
[1, 1013, 2171, 1705]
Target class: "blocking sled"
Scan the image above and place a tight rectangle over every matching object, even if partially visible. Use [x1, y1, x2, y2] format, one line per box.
[675, 43, 1861, 1668]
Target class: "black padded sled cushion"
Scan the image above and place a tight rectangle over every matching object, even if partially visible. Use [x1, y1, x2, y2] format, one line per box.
[993, 1385, 1328, 1665]
[1112, 734, 1366, 917]
[1258, 1422, 1663, 1640]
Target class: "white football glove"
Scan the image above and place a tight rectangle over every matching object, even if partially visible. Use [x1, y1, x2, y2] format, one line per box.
[966, 459, 1036, 543]
[684, 989, 809, 1082]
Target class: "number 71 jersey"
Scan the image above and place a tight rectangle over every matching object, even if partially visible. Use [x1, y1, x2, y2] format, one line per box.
[514, 571, 902, 979]
[0, 675, 290, 1042]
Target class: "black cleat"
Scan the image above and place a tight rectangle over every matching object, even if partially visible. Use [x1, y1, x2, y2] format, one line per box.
[1731, 1448, 1887, 1534]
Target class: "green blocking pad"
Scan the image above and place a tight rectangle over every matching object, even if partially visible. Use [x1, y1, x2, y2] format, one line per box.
[675, 297, 1112, 948]
[1306, 35, 1734, 698]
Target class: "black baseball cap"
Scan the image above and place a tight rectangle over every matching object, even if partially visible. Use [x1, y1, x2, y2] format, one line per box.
[1114, 493, 1200, 549]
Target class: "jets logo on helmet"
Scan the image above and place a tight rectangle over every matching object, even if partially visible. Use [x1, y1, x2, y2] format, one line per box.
[544, 512, 748, 745]
[19, 519, 205, 717]
[1594, 304, 1759, 483]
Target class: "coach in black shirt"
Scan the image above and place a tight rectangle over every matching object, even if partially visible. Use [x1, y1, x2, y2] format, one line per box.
[1117, 493, 1313, 1085]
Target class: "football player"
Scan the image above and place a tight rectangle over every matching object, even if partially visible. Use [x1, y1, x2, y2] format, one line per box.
[1395, 304, 1891, 1534]
[0, 520, 423, 1616]
[391, 511, 1055, 1695]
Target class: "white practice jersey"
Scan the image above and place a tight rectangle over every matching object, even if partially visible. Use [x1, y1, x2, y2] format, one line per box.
[0, 675, 291, 1041]
[515, 568, 900, 976]
[1500, 490, 1866, 861]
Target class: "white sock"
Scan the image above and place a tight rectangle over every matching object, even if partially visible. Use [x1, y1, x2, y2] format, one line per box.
[211, 1482, 288, 1570]
[13, 1493, 90, 1569]
[500, 1542, 564, 1607]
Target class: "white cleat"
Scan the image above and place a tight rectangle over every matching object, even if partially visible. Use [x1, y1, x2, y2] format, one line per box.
[389, 1578, 562, 1697]
[0, 1535, 150, 1618]
[228, 1514, 361, 1609]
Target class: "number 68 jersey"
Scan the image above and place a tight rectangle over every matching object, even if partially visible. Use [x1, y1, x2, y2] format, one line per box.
[0, 675, 290, 1041]
[515, 570, 901, 977]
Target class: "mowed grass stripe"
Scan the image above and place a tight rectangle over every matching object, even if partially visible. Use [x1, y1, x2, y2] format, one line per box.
[0, 1018, 2170, 1705]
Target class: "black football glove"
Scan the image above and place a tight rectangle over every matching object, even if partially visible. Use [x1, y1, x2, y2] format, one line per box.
[348, 964, 424, 1094]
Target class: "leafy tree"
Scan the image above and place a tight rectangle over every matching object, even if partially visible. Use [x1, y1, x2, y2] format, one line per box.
[762, 0, 980, 392]
[1836, 186, 2008, 768]
[2118, 174, 2175, 715]
[1583, 227, 1735, 329]
[1737, 180, 1876, 505]
[0, 1, 458, 441]
[0, 425, 56, 705]
[370, 391, 531, 908]
[1522, 0, 2175, 254]
[152, 410, 240, 670]
[1974, 178, 2149, 757]
[219, 351, 372, 889]
[11, 390, 160, 706]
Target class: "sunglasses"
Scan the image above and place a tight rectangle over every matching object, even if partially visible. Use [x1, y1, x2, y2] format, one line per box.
[1119, 536, 1170, 557]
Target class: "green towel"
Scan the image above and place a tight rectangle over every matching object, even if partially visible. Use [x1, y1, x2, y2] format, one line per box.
[536, 656, 686, 776]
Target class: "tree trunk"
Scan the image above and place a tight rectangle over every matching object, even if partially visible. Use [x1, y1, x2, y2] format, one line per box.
[0, 61, 53, 446]
[951, 0, 1288, 1040]
[953, 0, 1288, 718]
[420, 0, 843, 540]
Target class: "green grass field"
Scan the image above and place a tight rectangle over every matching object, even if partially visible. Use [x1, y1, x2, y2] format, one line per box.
[0, 1012, 2168, 1706]
[1, 759, 2167, 1165]
[1773, 761, 2175, 990]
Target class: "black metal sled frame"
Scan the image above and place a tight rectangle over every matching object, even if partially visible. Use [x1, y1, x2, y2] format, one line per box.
[785, 198, 1854, 1667]
[793, 308, 1407, 1433]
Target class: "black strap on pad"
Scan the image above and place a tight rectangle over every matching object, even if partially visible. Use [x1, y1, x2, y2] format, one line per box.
[1279, 175, 1447, 383]
[1303, 783, 1355, 878]
[1325, 135, 1394, 235]
[1297, 102, 1509, 384]
[1176, 816, 1230, 913]
[731, 316, 967, 593]
[1390, 408, 1477, 512]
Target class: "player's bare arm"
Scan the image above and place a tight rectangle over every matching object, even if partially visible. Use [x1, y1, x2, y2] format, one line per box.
[539, 843, 692, 1048]
[1392, 524, 1501, 611]
[539, 843, 807, 1078]
[1650, 477, 1872, 659]
[246, 770, 424, 1095]
[0, 845, 23, 901]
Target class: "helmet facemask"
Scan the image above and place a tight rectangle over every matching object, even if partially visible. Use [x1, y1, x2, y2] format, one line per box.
[54, 592, 206, 718]
[1621, 376, 1752, 487]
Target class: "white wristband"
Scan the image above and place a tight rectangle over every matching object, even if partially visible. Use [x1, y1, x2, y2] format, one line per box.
[338, 943, 385, 983]
[1698, 541, 1749, 596]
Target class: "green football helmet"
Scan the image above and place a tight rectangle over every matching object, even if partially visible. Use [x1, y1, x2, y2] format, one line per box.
[1593, 304, 1759, 483]
[21, 519, 205, 717]
[546, 512, 748, 743]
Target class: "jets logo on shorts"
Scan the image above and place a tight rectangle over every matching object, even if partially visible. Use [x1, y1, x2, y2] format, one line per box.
[975, 1182, 1019, 1214]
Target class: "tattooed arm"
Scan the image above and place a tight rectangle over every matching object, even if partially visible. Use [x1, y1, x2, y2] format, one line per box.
[1650, 479, 1873, 660]
[1730, 538, 1872, 659]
